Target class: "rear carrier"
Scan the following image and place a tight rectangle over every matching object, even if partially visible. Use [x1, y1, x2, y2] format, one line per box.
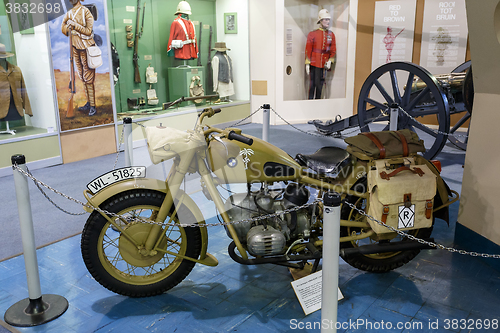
[345, 130, 436, 233]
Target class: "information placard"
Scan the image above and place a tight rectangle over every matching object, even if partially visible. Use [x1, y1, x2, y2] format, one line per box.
[291, 270, 344, 315]
[419, 0, 468, 73]
[371, 0, 417, 71]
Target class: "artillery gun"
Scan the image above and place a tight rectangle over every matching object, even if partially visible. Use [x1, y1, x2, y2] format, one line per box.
[310, 61, 473, 159]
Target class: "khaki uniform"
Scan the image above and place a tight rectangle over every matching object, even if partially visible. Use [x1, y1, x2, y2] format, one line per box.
[0, 61, 32, 119]
[62, 3, 97, 107]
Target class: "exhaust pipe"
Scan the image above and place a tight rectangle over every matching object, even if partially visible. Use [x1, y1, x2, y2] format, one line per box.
[340, 238, 436, 256]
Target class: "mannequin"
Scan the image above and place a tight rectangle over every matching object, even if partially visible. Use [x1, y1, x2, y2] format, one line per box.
[211, 42, 234, 102]
[305, 9, 336, 99]
[0, 44, 32, 135]
[167, 1, 198, 62]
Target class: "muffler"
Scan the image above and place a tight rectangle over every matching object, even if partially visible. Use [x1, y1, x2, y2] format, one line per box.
[340, 238, 436, 256]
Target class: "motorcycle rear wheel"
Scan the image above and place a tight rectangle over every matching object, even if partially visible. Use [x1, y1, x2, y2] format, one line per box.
[81, 189, 202, 297]
[339, 179, 433, 273]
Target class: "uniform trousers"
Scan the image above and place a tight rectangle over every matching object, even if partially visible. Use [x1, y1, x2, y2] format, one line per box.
[308, 65, 326, 100]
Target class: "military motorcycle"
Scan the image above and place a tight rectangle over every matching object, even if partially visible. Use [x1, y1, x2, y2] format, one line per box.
[81, 107, 458, 297]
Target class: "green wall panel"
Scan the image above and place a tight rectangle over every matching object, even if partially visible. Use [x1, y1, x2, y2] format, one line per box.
[108, 0, 217, 113]
[0, 135, 60, 169]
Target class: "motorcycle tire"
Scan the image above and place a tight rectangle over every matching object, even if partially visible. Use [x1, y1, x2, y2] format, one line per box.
[81, 189, 202, 297]
[339, 178, 433, 273]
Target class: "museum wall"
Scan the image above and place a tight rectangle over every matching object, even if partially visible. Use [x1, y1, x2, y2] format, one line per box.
[215, 0, 250, 101]
[353, 0, 471, 118]
[458, 0, 500, 246]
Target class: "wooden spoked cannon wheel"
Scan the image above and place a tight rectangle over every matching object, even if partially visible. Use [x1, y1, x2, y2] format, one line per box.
[357, 61, 472, 159]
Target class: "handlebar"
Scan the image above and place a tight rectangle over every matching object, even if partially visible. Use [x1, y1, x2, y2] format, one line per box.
[227, 131, 253, 146]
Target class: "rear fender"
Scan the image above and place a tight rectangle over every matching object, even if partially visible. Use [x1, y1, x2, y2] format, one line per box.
[420, 157, 455, 225]
[83, 178, 210, 260]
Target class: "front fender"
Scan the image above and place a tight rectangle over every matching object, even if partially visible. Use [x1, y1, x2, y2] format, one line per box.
[83, 177, 210, 261]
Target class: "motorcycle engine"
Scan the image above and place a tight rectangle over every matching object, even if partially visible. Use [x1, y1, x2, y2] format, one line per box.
[223, 183, 311, 256]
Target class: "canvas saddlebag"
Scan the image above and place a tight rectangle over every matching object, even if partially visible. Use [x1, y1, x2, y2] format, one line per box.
[367, 157, 436, 234]
[345, 129, 425, 160]
[87, 45, 103, 69]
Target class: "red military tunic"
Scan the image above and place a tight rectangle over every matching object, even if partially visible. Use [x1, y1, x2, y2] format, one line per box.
[305, 28, 336, 68]
[167, 15, 198, 60]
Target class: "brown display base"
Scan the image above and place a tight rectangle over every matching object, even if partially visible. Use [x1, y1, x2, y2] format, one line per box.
[288, 262, 314, 281]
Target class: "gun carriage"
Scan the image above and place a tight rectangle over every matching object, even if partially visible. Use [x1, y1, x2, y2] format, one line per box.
[310, 61, 473, 159]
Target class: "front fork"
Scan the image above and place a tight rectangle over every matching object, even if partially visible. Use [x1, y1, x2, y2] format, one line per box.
[141, 152, 249, 260]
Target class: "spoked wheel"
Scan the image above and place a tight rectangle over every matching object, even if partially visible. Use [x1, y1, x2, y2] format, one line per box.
[357, 61, 450, 160]
[339, 179, 433, 272]
[81, 189, 202, 297]
[447, 64, 473, 150]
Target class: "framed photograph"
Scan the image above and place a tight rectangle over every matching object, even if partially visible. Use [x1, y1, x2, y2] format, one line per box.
[224, 12, 237, 34]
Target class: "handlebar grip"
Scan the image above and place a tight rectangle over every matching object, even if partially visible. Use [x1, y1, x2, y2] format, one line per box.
[227, 131, 254, 146]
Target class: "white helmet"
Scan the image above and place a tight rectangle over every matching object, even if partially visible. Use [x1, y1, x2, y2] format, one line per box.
[317, 9, 331, 24]
[175, 1, 192, 15]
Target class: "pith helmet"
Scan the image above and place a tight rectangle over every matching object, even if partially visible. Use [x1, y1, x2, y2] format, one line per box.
[317, 9, 331, 24]
[175, 1, 191, 15]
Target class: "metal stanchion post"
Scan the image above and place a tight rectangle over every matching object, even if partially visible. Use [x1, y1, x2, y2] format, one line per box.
[5, 155, 68, 327]
[321, 192, 341, 333]
[123, 117, 133, 167]
[262, 104, 270, 142]
[389, 103, 399, 131]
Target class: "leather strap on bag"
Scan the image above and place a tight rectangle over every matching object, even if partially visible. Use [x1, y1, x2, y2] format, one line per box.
[362, 132, 386, 159]
[395, 131, 409, 157]
[380, 166, 425, 180]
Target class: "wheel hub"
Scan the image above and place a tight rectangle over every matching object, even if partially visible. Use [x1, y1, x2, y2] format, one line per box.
[118, 223, 166, 267]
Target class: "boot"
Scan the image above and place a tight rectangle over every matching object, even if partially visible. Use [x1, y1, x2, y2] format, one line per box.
[79, 102, 91, 112]
[79, 84, 90, 111]
[87, 83, 97, 116]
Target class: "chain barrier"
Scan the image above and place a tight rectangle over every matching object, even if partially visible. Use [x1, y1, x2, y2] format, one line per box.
[11, 164, 317, 228]
[11, 164, 500, 258]
[270, 107, 386, 139]
[397, 106, 469, 139]
[27, 165, 87, 216]
[342, 200, 500, 259]
[223, 106, 263, 129]
[112, 124, 126, 170]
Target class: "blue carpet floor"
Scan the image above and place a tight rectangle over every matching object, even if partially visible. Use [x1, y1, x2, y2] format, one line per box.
[1, 122, 498, 332]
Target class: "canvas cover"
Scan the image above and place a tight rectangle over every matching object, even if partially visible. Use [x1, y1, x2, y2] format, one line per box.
[145, 126, 192, 164]
[367, 158, 436, 234]
[345, 129, 425, 159]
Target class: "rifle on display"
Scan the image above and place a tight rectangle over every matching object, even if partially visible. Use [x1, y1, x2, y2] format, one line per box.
[206, 25, 213, 93]
[162, 94, 219, 110]
[197, 21, 202, 67]
[133, 0, 143, 83]
[67, 27, 76, 118]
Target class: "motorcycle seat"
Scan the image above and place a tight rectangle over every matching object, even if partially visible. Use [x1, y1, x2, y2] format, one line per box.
[295, 147, 352, 175]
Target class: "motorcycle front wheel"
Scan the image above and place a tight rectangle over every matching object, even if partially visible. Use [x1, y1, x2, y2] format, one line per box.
[339, 178, 433, 273]
[81, 189, 202, 297]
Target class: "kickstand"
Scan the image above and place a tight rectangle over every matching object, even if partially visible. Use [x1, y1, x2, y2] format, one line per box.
[311, 258, 321, 273]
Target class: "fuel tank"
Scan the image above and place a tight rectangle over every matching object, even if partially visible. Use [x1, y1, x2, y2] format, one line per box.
[207, 131, 302, 184]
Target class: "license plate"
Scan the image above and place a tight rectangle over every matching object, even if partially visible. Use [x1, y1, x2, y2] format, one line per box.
[86, 166, 146, 194]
